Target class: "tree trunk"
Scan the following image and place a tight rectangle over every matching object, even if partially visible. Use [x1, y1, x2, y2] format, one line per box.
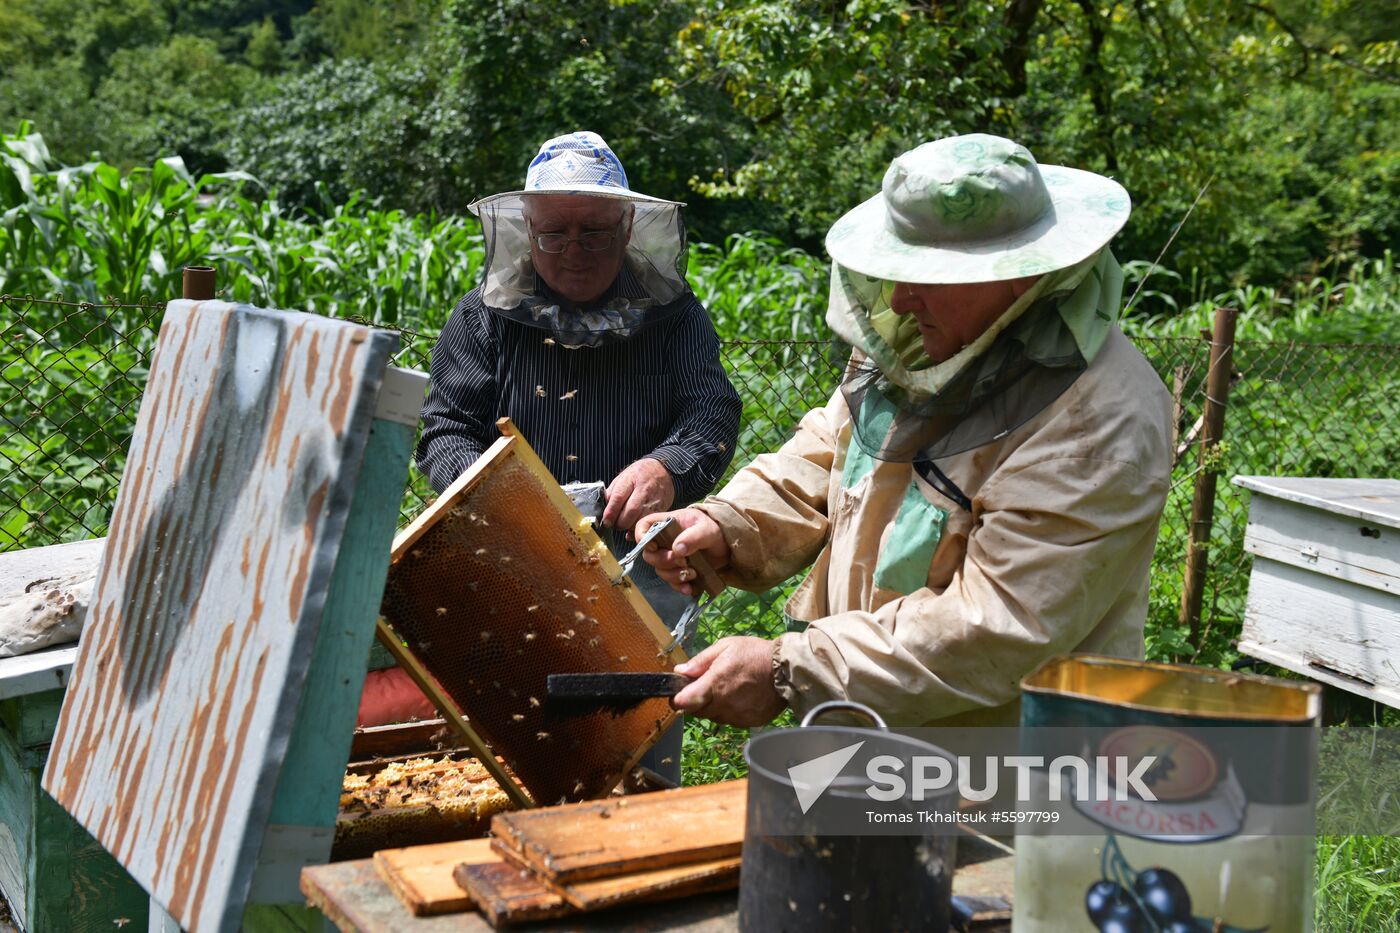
[1002, 0, 1045, 97]
[1074, 0, 1118, 172]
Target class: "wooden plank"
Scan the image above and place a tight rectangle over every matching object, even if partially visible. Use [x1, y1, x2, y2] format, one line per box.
[557, 857, 740, 911]
[490, 780, 747, 884]
[302, 859, 742, 932]
[1234, 476, 1400, 530]
[453, 857, 741, 928]
[378, 419, 687, 808]
[451, 862, 569, 928]
[374, 838, 497, 916]
[1241, 559, 1400, 701]
[348, 719, 456, 761]
[371, 838, 738, 918]
[41, 300, 398, 933]
[302, 837, 1013, 933]
[302, 860, 477, 933]
[1244, 495, 1400, 595]
[1238, 639, 1400, 708]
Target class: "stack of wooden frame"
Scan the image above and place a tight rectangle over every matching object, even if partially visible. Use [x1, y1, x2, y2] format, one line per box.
[369, 780, 747, 927]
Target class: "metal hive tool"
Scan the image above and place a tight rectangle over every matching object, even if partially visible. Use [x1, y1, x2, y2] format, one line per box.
[377, 419, 688, 808]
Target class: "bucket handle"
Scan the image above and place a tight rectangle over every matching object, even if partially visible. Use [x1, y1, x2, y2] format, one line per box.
[800, 700, 888, 731]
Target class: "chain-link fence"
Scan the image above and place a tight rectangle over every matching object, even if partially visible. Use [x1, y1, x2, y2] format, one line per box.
[0, 295, 163, 544]
[3, 294, 1398, 664]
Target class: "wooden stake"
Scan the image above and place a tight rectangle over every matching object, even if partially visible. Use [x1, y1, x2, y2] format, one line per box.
[1179, 306, 1238, 650]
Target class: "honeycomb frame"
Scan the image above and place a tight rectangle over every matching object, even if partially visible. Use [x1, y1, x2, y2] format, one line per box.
[377, 419, 687, 808]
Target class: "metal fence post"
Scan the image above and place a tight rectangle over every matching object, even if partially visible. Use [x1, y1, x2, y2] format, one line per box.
[1179, 306, 1239, 648]
[183, 265, 216, 300]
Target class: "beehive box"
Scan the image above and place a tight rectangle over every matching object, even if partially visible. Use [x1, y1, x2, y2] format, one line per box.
[379, 419, 687, 809]
[0, 686, 152, 931]
[0, 539, 149, 930]
[1235, 476, 1400, 708]
[334, 755, 516, 861]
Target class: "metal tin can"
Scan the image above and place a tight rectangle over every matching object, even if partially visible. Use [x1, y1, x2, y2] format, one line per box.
[1014, 655, 1322, 933]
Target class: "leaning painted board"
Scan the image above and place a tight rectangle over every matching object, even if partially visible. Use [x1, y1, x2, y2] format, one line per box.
[41, 300, 397, 933]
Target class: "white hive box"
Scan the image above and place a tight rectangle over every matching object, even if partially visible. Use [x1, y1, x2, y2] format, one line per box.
[1234, 476, 1400, 708]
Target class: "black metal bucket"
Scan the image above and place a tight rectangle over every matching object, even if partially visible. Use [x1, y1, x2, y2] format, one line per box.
[738, 701, 959, 933]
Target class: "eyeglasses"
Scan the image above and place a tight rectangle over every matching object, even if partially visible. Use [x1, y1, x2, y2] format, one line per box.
[531, 229, 620, 254]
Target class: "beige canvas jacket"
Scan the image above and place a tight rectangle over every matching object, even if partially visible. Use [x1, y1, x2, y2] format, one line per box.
[695, 328, 1173, 727]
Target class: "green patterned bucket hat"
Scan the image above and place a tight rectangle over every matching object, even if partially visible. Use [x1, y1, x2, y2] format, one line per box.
[825, 134, 1130, 284]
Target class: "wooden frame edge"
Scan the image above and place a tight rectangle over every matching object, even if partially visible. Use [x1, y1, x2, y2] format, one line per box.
[373, 617, 535, 810]
[492, 418, 689, 669]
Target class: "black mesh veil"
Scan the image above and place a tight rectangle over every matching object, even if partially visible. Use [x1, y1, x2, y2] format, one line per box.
[470, 191, 691, 348]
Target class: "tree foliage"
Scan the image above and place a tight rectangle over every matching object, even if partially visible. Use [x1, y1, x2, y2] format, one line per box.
[0, 0, 1396, 300]
[671, 0, 1017, 237]
[675, 0, 1398, 286]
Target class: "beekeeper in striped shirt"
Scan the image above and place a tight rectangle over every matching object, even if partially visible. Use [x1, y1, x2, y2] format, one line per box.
[361, 132, 741, 782]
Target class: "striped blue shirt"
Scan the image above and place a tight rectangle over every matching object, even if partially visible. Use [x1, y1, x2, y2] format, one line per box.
[417, 275, 742, 503]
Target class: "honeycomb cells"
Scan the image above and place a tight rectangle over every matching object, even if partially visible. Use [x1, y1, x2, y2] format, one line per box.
[381, 453, 679, 805]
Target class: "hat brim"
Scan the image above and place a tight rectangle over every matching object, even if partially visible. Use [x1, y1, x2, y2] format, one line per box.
[824, 165, 1130, 284]
[470, 186, 683, 215]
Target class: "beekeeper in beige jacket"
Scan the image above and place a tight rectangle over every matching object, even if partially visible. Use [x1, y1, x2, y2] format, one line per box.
[639, 134, 1173, 728]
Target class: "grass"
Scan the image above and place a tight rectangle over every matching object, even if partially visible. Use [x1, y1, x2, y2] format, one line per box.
[1316, 836, 1400, 931]
[1121, 253, 1400, 344]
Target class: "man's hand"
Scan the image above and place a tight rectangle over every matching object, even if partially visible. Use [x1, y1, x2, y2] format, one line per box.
[637, 508, 730, 597]
[672, 636, 786, 726]
[603, 458, 675, 533]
